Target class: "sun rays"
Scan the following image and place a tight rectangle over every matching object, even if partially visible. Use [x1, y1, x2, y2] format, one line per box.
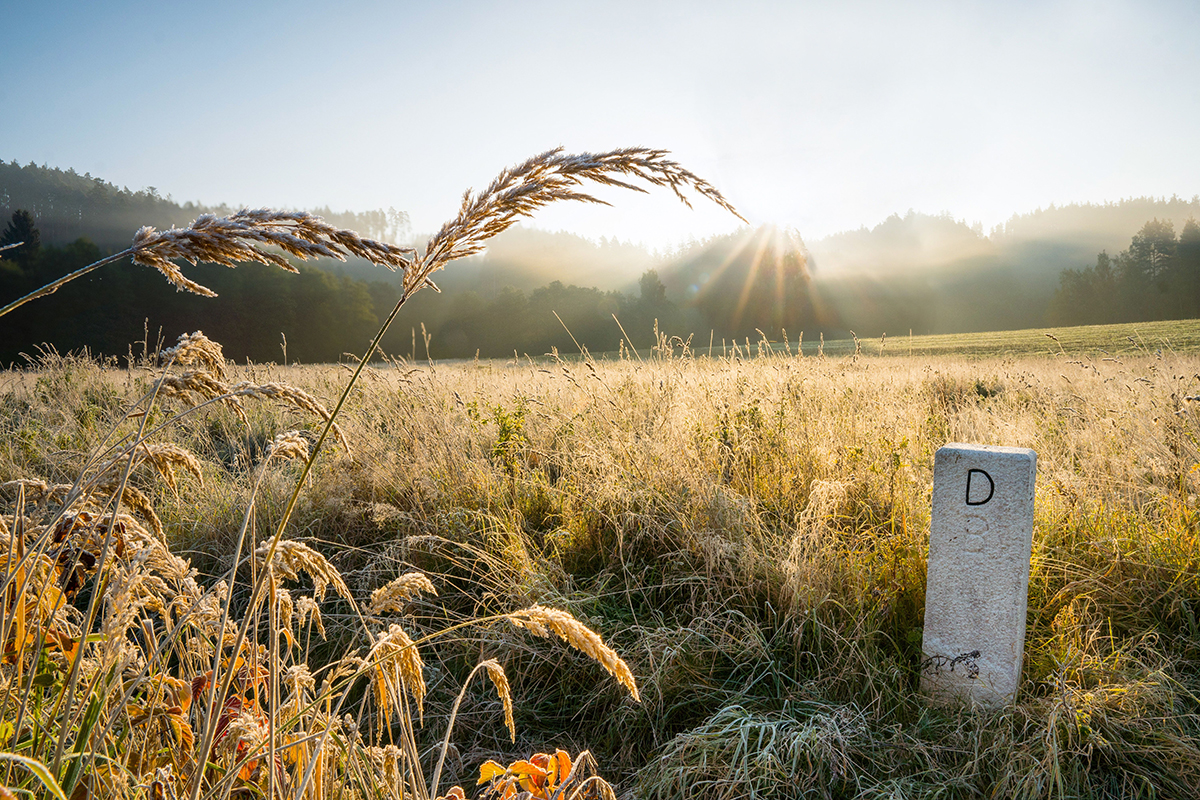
[685, 224, 811, 334]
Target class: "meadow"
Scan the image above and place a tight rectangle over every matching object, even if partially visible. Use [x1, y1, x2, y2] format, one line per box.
[691, 317, 1200, 360]
[3, 335, 1200, 798]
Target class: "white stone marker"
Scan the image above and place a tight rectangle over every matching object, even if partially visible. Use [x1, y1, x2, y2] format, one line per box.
[920, 443, 1037, 707]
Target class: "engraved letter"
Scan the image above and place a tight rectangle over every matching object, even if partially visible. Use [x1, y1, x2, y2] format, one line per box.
[965, 468, 994, 506]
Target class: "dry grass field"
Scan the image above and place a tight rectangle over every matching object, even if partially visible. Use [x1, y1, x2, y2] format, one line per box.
[3, 337, 1200, 799]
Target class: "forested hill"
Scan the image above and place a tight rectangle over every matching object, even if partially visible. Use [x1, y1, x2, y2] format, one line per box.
[2, 158, 1199, 364]
[0, 159, 647, 293]
[0, 160, 409, 251]
[658, 198, 1200, 340]
[0, 161, 674, 365]
[807, 197, 1200, 277]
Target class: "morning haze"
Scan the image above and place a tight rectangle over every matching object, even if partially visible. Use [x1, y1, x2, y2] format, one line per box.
[3, 154, 1199, 362]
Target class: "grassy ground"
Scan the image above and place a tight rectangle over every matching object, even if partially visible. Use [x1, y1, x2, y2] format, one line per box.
[684, 318, 1200, 360]
[3, 338, 1200, 798]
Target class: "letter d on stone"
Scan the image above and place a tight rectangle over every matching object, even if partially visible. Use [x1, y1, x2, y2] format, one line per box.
[966, 469, 994, 505]
[921, 443, 1036, 707]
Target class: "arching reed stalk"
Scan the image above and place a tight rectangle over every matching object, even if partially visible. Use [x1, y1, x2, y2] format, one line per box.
[0, 146, 739, 800]
[189, 146, 741, 800]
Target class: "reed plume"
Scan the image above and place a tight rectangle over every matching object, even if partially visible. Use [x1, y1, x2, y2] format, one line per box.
[135, 443, 205, 496]
[481, 659, 515, 743]
[0, 210, 418, 318]
[412, 147, 745, 293]
[369, 623, 427, 725]
[296, 595, 325, 638]
[155, 370, 248, 423]
[131, 209, 417, 297]
[98, 481, 165, 540]
[228, 382, 349, 453]
[159, 330, 228, 378]
[256, 540, 352, 604]
[265, 431, 310, 463]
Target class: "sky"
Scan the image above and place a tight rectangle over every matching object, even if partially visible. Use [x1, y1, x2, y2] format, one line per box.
[3, 0, 1198, 249]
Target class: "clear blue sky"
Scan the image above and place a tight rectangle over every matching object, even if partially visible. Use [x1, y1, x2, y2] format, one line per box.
[3, 0, 1198, 247]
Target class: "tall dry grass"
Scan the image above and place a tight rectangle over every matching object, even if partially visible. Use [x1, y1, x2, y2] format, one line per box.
[0, 147, 740, 799]
[89, 342, 1194, 798]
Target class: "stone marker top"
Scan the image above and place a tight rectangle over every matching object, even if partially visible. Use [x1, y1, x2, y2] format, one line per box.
[940, 442, 1037, 458]
[942, 443, 1035, 452]
[920, 442, 1037, 708]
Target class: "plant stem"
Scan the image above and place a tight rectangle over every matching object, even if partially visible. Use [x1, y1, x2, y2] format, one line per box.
[189, 284, 417, 800]
[0, 249, 134, 320]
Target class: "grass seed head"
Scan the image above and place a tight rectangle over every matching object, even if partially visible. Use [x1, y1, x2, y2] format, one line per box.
[509, 605, 640, 702]
[257, 540, 353, 603]
[230, 382, 350, 453]
[275, 585, 294, 633]
[155, 370, 248, 424]
[296, 594, 326, 638]
[367, 571, 437, 615]
[369, 623, 427, 725]
[267, 430, 311, 463]
[481, 658, 515, 743]
[131, 209, 416, 297]
[159, 330, 227, 379]
[413, 147, 744, 294]
[99, 481, 165, 541]
[137, 442, 205, 494]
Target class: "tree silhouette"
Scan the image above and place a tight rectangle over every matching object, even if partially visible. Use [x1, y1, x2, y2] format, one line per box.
[1177, 218, 1200, 317]
[1049, 218, 1192, 325]
[0, 209, 40, 267]
[639, 269, 667, 305]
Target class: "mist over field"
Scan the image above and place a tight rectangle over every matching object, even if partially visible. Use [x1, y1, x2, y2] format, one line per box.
[3, 159, 1199, 365]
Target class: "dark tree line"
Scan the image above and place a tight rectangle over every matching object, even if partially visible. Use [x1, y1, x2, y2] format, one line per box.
[372, 270, 677, 360]
[0, 216, 383, 365]
[0, 209, 676, 365]
[1, 161, 681, 364]
[1048, 218, 1200, 326]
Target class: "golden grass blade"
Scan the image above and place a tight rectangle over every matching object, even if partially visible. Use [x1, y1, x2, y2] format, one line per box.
[0, 753, 69, 800]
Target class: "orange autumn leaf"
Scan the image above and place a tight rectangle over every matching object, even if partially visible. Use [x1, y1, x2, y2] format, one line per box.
[477, 760, 507, 784]
[479, 749, 595, 800]
[508, 759, 546, 779]
[552, 749, 572, 784]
